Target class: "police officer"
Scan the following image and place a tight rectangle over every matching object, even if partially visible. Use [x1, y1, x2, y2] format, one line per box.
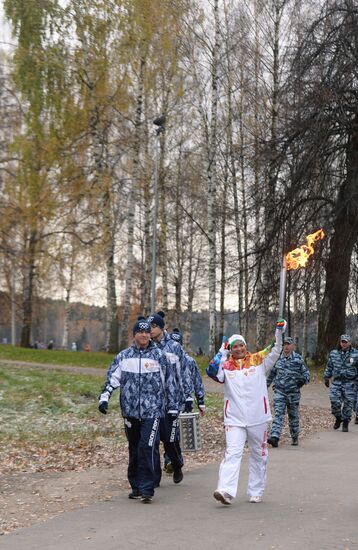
[267, 336, 310, 447]
[98, 317, 178, 503]
[148, 311, 193, 485]
[324, 334, 358, 432]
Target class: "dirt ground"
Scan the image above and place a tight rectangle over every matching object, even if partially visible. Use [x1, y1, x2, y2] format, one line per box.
[0, 373, 333, 536]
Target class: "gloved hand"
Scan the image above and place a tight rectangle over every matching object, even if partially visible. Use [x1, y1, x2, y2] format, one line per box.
[167, 410, 179, 421]
[324, 378, 330, 388]
[276, 319, 287, 333]
[219, 336, 229, 358]
[184, 399, 193, 413]
[297, 381, 305, 388]
[98, 401, 108, 415]
[196, 396, 206, 415]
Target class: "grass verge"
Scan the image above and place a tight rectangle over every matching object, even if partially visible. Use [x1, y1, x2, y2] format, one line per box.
[0, 365, 222, 475]
[0, 344, 111, 368]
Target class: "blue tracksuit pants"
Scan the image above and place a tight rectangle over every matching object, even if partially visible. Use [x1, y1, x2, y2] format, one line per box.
[124, 416, 160, 497]
[155, 415, 183, 485]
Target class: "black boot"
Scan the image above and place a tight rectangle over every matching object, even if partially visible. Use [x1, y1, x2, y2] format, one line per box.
[291, 437, 298, 446]
[268, 436, 279, 447]
[333, 416, 342, 430]
[355, 415, 358, 425]
[173, 466, 183, 484]
[342, 420, 349, 432]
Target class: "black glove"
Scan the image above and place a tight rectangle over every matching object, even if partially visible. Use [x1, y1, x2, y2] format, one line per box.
[167, 411, 178, 421]
[184, 399, 193, 413]
[98, 401, 108, 414]
[297, 381, 305, 388]
[324, 378, 330, 388]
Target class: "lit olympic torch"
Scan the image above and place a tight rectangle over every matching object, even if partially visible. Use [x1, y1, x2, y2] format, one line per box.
[278, 229, 325, 318]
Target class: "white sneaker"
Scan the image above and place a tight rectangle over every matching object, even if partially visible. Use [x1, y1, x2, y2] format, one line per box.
[213, 490, 233, 505]
[249, 496, 263, 503]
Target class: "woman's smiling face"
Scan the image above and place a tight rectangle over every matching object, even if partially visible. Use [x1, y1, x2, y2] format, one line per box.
[231, 341, 247, 359]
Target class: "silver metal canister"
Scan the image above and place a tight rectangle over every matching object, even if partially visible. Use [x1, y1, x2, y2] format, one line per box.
[179, 411, 202, 451]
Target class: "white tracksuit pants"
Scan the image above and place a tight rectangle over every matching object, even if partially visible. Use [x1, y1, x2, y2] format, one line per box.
[216, 422, 268, 499]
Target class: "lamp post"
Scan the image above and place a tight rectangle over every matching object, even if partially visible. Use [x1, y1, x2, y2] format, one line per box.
[150, 115, 166, 312]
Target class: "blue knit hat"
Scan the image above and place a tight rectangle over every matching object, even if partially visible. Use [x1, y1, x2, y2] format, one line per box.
[147, 311, 165, 329]
[171, 328, 183, 344]
[133, 316, 151, 335]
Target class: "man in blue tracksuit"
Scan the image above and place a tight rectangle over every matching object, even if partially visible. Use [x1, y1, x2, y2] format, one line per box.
[148, 311, 193, 485]
[323, 334, 358, 432]
[98, 318, 178, 503]
[170, 328, 206, 415]
[266, 336, 310, 447]
[160, 328, 206, 474]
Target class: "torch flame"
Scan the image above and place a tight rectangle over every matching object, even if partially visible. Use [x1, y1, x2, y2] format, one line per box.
[285, 229, 325, 270]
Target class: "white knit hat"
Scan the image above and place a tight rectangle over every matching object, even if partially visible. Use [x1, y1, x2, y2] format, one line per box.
[228, 334, 246, 348]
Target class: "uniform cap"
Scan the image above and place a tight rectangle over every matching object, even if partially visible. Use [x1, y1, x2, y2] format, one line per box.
[284, 336, 294, 344]
[340, 334, 351, 342]
[171, 328, 183, 344]
[133, 317, 151, 335]
[147, 311, 165, 329]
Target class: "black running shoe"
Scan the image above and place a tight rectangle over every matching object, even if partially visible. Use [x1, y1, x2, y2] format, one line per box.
[128, 491, 141, 499]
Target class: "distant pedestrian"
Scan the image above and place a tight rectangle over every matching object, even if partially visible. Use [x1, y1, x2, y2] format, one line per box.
[47, 339, 54, 350]
[98, 317, 178, 503]
[71, 342, 77, 352]
[206, 319, 286, 505]
[266, 336, 310, 447]
[323, 334, 358, 432]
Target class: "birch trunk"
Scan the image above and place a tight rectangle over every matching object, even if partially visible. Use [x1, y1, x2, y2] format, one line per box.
[20, 228, 37, 347]
[207, 0, 220, 355]
[118, 55, 146, 349]
[140, 105, 152, 315]
[62, 288, 71, 350]
[257, 0, 282, 347]
[158, 129, 169, 312]
[219, 159, 228, 342]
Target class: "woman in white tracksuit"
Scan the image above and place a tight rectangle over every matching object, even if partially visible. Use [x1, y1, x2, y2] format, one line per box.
[206, 320, 286, 505]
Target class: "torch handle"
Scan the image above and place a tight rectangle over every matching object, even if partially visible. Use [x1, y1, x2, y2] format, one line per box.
[278, 258, 287, 319]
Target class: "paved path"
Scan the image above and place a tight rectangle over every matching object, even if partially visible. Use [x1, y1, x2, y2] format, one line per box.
[3, 426, 358, 550]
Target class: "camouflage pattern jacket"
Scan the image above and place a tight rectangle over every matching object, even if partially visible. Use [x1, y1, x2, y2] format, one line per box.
[99, 341, 178, 419]
[266, 351, 310, 394]
[324, 348, 358, 383]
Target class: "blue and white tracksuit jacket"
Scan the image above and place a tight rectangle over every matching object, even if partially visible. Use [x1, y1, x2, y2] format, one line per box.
[156, 331, 193, 409]
[154, 332, 193, 476]
[99, 340, 178, 418]
[185, 353, 205, 401]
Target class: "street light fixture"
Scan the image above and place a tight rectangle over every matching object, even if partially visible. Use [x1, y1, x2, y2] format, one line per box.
[150, 115, 166, 312]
